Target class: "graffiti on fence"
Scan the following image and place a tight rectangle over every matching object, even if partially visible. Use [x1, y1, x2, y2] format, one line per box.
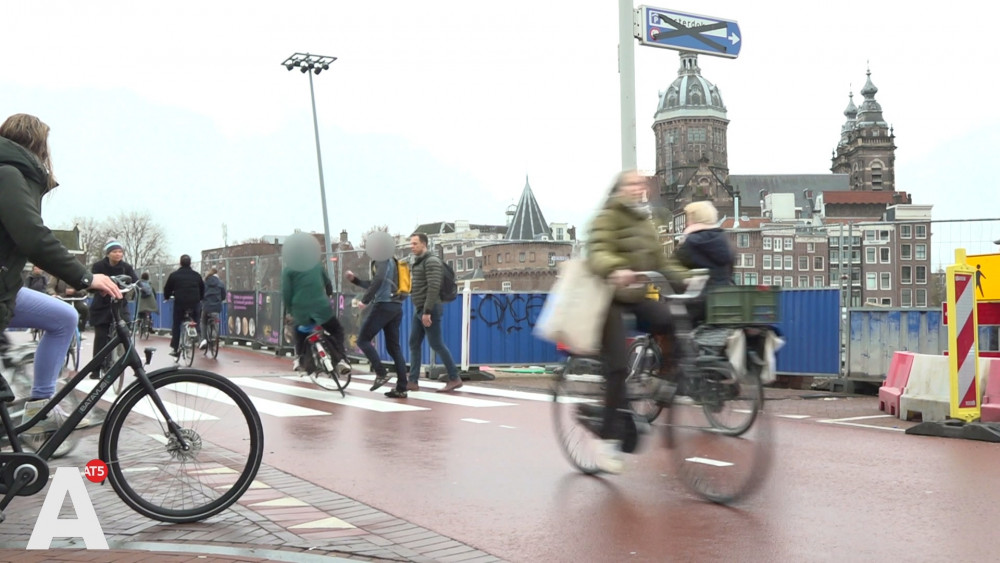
[471, 294, 546, 334]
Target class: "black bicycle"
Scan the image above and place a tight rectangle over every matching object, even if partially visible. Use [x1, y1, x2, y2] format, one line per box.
[552, 271, 775, 504]
[137, 311, 153, 341]
[0, 275, 264, 524]
[203, 312, 220, 359]
[177, 309, 198, 367]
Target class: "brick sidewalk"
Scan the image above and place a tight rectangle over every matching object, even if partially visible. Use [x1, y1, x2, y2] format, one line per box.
[0, 432, 502, 563]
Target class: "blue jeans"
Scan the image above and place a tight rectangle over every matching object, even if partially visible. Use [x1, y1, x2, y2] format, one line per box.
[408, 304, 457, 383]
[7, 287, 78, 399]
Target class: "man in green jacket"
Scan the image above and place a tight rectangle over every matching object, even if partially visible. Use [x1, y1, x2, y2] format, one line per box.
[406, 233, 461, 393]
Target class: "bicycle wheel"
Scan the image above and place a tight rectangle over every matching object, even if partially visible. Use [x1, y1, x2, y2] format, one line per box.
[664, 369, 773, 505]
[551, 356, 607, 475]
[99, 368, 264, 523]
[185, 330, 196, 367]
[699, 357, 763, 437]
[209, 322, 220, 359]
[625, 340, 664, 423]
[307, 341, 347, 396]
[139, 317, 151, 341]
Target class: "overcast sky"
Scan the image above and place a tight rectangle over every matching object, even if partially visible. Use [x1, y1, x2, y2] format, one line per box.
[3, 1, 997, 267]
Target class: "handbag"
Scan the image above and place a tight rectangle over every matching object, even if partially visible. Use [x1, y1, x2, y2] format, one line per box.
[534, 258, 613, 355]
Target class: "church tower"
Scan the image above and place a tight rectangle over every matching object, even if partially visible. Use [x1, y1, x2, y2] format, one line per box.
[651, 52, 733, 219]
[831, 67, 897, 191]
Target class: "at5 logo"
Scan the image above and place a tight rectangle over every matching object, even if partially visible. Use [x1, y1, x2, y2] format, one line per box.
[27, 460, 109, 550]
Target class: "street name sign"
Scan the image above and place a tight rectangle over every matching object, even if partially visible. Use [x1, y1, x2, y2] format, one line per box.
[635, 5, 741, 59]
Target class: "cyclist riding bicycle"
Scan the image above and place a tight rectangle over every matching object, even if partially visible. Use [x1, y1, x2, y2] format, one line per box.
[163, 254, 205, 358]
[47, 275, 90, 334]
[0, 113, 122, 421]
[136, 272, 159, 328]
[200, 267, 226, 349]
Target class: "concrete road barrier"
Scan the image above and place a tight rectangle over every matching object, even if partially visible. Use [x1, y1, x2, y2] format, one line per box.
[899, 354, 951, 422]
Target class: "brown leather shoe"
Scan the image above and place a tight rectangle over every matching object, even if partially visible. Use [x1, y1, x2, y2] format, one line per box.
[438, 379, 464, 393]
[406, 382, 420, 392]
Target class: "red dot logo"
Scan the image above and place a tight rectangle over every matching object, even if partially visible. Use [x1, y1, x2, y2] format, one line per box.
[85, 459, 108, 483]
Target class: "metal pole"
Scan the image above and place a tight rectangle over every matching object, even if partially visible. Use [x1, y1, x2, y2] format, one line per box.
[618, 0, 637, 170]
[307, 69, 336, 288]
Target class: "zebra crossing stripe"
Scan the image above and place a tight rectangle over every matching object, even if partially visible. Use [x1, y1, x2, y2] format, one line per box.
[169, 381, 328, 418]
[74, 379, 211, 421]
[233, 377, 428, 413]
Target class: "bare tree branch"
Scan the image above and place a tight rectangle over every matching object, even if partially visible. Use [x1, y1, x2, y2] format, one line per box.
[104, 210, 168, 270]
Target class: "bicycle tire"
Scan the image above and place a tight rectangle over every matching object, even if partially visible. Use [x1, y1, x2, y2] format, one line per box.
[551, 356, 606, 475]
[625, 340, 664, 423]
[307, 340, 349, 396]
[139, 317, 151, 341]
[207, 322, 219, 359]
[700, 358, 763, 437]
[10, 366, 81, 459]
[98, 368, 263, 523]
[664, 365, 772, 505]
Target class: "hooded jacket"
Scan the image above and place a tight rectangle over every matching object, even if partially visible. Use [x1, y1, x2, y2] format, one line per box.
[0, 137, 91, 329]
[673, 228, 735, 287]
[587, 195, 670, 303]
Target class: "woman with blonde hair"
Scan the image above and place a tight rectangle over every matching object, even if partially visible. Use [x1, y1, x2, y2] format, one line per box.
[0, 114, 121, 415]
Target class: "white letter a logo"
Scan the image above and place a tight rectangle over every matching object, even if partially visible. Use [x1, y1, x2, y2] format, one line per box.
[27, 467, 109, 550]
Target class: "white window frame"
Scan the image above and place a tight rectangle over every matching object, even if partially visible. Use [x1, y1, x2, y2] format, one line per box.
[762, 275, 772, 285]
[807, 242, 816, 253]
[901, 289, 912, 307]
[901, 244, 912, 260]
[865, 247, 877, 264]
[745, 272, 758, 285]
[901, 266, 912, 284]
[880, 247, 891, 264]
[762, 255, 772, 269]
[814, 256, 825, 271]
[915, 266, 927, 284]
[915, 244, 927, 261]
[762, 237, 772, 250]
[784, 255, 793, 270]
[916, 289, 927, 307]
[915, 225, 927, 239]
[798, 256, 809, 271]
[784, 238, 794, 250]
[798, 275, 808, 288]
[784, 276, 793, 287]
[880, 272, 891, 290]
[866, 273, 877, 290]
[813, 275, 824, 287]
[900, 225, 912, 239]
[736, 233, 750, 248]
[501, 281, 511, 292]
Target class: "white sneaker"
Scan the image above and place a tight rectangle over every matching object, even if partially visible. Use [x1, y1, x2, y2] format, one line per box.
[22, 400, 67, 435]
[199, 339, 208, 350]
[336, 360, 352, 377]
[596, 439, 625, 474]
[292, 358, 302, 371]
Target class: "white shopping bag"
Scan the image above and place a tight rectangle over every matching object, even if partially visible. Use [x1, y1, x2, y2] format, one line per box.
[534, 258, 613, 355]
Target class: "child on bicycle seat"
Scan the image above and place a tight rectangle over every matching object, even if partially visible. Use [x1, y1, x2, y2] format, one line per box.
[672, 200, 735, 322]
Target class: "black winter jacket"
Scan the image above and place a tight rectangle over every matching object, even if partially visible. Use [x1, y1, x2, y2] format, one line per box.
[0, 138, 91, 329]
[89, 257, 138, 326]
[674, 228, 735, 287]
[163, 266, 205, 311]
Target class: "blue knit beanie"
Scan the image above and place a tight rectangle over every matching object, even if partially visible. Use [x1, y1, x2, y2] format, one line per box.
[104, 240, 124, 255]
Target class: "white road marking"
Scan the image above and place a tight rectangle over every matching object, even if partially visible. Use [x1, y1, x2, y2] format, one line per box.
[817, 420, 906, 432]
[776, 414, 811, 419]
[461, 418, 490, 424]
[240, 378, 428, 413]
[685, 457, 734, 467]
[499, 425, 516, 429]
[822, 414, 894, 422]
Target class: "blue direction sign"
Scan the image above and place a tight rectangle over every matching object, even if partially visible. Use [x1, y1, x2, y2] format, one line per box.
[636, 5, 741, 59]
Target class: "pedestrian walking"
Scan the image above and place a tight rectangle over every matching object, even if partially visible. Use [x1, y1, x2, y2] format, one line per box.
[200, 267, 226, 349]
[162, 254, 204, 358]
[346, 231, 409, 397]
[406, 232, 461, 393]
[89, 239, 138, 375]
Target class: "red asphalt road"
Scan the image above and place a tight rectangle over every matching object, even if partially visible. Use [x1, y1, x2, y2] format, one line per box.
[94, 336, 1000, 561]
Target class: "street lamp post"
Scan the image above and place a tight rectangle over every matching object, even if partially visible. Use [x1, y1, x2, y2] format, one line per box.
[282, 52, 339, 289]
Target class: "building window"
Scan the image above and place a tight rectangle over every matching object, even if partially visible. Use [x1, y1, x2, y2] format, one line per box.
[555, 228, 564, 240]
[745, 272, 758, 285]
[901, 266, 912, 284]
[455, 260, 463, 272]
[505, 252, 510, 262]
[784, 276, 793, 287]
[902, 289, 912, 307]
[807, 242, 815, 253]
[497, 253, 503, 264]
[872, 163, 883, 189]
[501, 281, 511, 292]
[915, 225, 927, 239]
[916, 289, 927, 307]
[529, 252, 536, 262]
[916, 266, 927, 284]
[866, 248, 877, 263]
[901, 225, 912, 238]
[866, 273, 877, 290]
[733, 273, 743, 285]
[762, 255, 772, 269]
[851, 268, 862, 285]
[784, 238, 794, 250]
[738, 254, 755, 268]
[784, 256, 793, 270]
[901, 244, 912, 260]
[880, 248, 890, 263]
[762, 276, 772, 285]
[865, 231, 876, 242]
[881, 298, 891, 306]
[866, 298, 879, 305]
[774, 254, 783, 269]
[736, 233, 750, 248]
[798, 275, 808, 288]
[813, 275, 824, 287]
[814, 256, 825, 270]
[798, 256, 809, 271]
[519, 252, 526, 263]
[762, 237, 772, 250]
[879, 230, 889, 241]
[773, 277, 782, 287]
[467, 257, 474, 270]
[880, 272, 891, 290]
[687, 127, 706, 142]
[915, 244, 927, 261]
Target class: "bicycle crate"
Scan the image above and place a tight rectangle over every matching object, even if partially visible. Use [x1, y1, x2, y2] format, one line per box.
[705, 286, 780, 325]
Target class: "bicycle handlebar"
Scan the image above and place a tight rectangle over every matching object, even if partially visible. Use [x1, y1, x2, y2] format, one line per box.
[110, 274, 139, 297]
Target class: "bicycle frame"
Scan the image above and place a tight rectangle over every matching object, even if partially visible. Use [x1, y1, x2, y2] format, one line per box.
[1, 291, 190, 463]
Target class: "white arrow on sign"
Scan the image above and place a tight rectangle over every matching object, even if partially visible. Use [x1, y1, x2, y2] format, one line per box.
[729, 32, 740, 45]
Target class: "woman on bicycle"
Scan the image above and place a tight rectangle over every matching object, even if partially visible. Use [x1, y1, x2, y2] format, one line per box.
[587, 170, 682, 474]
[0, 113, 122, 409]
[136, 272, 159, 327]
[199, 268, 225, 349]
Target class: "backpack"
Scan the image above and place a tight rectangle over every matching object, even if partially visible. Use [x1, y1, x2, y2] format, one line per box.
[138, 280, 153, 298]
[438, 260, 457, 303]
[369, 258, 412, 297]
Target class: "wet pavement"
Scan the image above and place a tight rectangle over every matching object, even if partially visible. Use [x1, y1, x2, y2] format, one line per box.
[2, 332, 990, 562]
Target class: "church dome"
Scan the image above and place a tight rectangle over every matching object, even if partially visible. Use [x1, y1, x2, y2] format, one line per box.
[654, 52, 727, 122]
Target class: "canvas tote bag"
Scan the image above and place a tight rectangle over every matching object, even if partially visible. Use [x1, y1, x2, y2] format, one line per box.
[535, 258, 614, 355]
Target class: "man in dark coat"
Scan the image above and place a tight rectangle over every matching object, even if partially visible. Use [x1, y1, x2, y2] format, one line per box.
[163, 254, 205, 357]
[89, 240, 138, 375]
